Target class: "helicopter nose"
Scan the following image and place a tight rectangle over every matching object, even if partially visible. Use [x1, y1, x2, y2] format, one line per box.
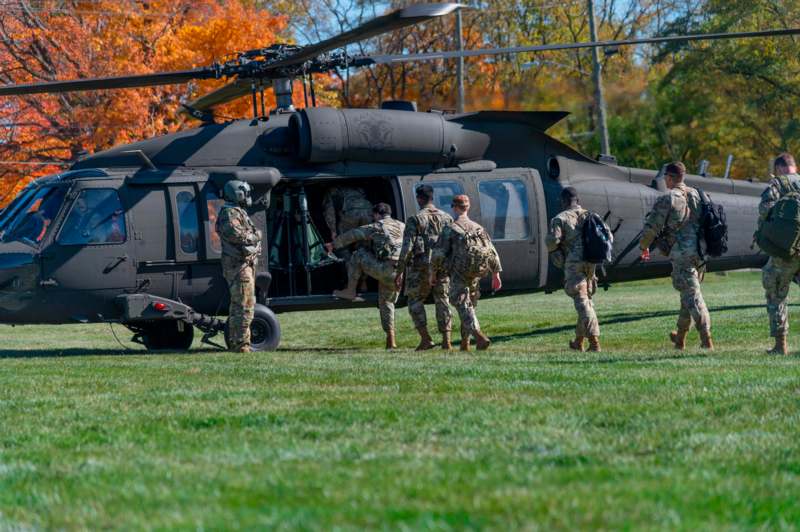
[0, 243, 39, 322]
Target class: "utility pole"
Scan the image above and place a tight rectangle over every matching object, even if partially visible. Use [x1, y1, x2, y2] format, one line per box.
[587, 0, 611, 158]
[455, 8, 465, 114]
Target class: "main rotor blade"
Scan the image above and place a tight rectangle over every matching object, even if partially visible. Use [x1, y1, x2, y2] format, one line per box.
[0, 68, 212, 96]
[182, 78, 253, 114]
[363, 27, 800, 65]
[265, 3, 462, 71]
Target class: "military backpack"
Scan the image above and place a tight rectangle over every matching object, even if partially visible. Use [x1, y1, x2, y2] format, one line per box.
[755, 176, 800, 259]
[697, 189, 728, 258]
[373, 220, 402, 261]
[581, 212, 613, 264]
[451, 220, 496, 277]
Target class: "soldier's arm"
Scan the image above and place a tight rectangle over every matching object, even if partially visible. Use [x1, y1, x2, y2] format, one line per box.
[322, 190, 337, 235]
[489, 242, 503, 273]
[639, 195, 671, 249]
[759, 181, 780, 221]
[430, 227, 452, 274]
[545, 217, 563, 252]
[219, 209, 255, 247]
[333, 225, 371, 250]
[396, 216, 418, 274]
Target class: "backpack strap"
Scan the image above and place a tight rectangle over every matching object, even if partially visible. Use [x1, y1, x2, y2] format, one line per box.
[776, 175, 800, 196]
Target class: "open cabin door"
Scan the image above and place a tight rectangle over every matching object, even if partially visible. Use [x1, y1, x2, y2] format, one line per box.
[399, 167, 547, 292]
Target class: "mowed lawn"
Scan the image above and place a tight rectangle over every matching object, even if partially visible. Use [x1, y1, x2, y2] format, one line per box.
[1, 271, 800, 529]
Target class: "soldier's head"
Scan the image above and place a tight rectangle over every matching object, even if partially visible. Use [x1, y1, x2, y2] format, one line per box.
[560, 187, 579, 209]
[451, 194, 470, 216]
[223, 180, 253, 208]
[774, 153, 797, 176]
[416, 184, 434, 208]
[372, 202, 392, 221]
[664, 162, 686, 189]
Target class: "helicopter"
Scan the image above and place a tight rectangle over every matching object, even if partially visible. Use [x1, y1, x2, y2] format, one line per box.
[0, 2, 795, 351]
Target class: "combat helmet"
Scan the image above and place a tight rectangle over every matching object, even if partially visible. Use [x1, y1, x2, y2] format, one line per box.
[223, 180, 253, 208]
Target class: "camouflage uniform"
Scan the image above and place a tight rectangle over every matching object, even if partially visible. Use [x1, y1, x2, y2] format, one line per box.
[216, 204, 261, 351]
[432, 216, 502, 341]
[397, 204, 453, 334]
[334, 216, 406, 333]
[322, 187, 373, 238]
[640, 183, 710, 336]
[546, 205, 611, 339]
[760, 173, 800, 338]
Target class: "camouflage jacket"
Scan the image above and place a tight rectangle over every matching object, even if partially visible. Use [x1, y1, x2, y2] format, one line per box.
[545, 204, 590, 267]
[216, 204, 261, 260]
[640, 183, 701, 259]
[333, 216, 406, 261]
[431, 215, 502, 277]
[759, 173, 800, 221]
[397, 203, 454, 274]
[322, 186, 373, 235]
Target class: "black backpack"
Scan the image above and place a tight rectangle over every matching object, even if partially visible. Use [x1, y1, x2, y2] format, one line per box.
[697, 189, 728, 258]
[582, 212, 613, 264]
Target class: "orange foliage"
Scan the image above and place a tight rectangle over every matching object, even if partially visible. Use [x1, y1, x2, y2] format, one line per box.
[0, 0, 290, 204]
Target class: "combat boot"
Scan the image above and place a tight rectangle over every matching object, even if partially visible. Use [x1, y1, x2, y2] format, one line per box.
[474, 330, 491, 351]
[460, 337, 471, 351]
[237, 345, 252, 354]
[441, 331, 453, 350]
[386, 330, 397, 350]
[332, 276, 359, 301]
[588, 336, 601, 352]
[415, 327, 436, 351]
[569, 336, 585, 352]
[699, 330, 714, 350]
[767, 334, 789, 355]
[669, 329, 687, 350]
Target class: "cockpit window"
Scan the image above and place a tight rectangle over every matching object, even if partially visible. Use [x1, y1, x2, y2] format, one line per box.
[58, 189, 126, 245]
[1, 186, 68, 246]
[0, 185, 37, 232]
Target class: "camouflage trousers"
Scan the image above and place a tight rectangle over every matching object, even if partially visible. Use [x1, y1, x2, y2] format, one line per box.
[563, 261, 599, 337]
[335, 210, 373, 263]
[762, 256, 800, 337]
[405, 260, 452, 333]
[450, 273, 481, 340]
[222, 254, 256, 350]
[348, 248, 399, 333]
[671, 255, 710, 334]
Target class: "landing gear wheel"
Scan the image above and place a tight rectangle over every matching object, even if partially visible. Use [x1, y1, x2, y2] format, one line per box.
[141, 321, 194, 351]
[225, 304, 281, 352]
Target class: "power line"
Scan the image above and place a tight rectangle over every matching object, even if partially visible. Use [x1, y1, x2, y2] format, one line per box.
[0, 161, 70, 165]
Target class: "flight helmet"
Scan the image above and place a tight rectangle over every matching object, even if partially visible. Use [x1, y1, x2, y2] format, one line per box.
[223, 180, 253, 208]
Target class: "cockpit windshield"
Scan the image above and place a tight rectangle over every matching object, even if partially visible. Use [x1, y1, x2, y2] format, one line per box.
[0, 186, 68, 247]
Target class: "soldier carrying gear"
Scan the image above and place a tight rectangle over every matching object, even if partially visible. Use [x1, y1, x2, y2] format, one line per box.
[546, 187, 612, 353]
[431, 194, 502, 352]
[216, 180, 262, 353]
[639, 162, 713, 350]
[322, 186, 373, 241]
[330, 203, 405, 349]
[759, 153, 800, 355]
[395, 184, 454, 351]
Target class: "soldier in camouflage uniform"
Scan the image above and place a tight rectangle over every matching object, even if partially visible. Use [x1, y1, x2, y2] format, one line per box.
[322, 186, 373, 242]
[396, 184, 454, 351]
[639, 162, 713, 350]
[431, 195, 502, 351]
[331, 203, 405, 349]
[759, 153, 800, 355]
[216, 180, 262, 353]
[546, 187, 611, 352]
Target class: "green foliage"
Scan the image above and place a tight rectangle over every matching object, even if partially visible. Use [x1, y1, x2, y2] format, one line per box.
[0, 272, 799, 528]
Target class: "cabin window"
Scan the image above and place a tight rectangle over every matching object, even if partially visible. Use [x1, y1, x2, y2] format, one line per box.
[205, 188, 224, 255]
[176, 191, 200, 254]
[415, 181, 464, 213]
[478, 179, 530, 240]
[58, 189, 126, 245]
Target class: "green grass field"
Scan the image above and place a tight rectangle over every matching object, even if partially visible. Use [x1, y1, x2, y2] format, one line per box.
[1, 271, 799, 530]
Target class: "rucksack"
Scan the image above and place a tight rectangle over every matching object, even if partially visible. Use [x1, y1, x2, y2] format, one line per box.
[697, 189, 728, 258]
[373, 220, 402, 261]
[451, 221, 496, 277]
[755, 176, 800, 259]
[581, 212, 613, 264]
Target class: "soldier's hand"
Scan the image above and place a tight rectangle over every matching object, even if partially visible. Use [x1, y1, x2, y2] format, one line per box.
[492, 272, 502, 293]
[324, 242, 334, 253]
[394, 274, 403, 291]
[428, 271, 436, 287]
[640, 248, 651, 262]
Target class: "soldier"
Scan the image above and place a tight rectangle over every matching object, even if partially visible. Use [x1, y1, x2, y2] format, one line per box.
[759, 153, 800, 355]
[546, 187, 610, 352]
[322, 186, 373, 241]
[639, 161, 713, 350]
[395, 184, 454, 350]
[331, 203, 405, 349]
[216, 180, 262, 353]
[431, 194, 502, 351]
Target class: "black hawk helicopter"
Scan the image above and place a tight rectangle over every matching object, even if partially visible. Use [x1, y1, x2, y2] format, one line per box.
[0, 3, 794, 351]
